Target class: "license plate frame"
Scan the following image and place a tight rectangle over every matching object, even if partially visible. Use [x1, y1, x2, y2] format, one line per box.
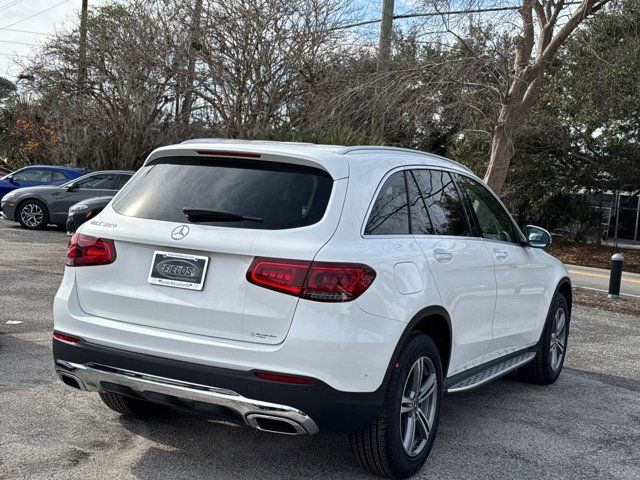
[148, 251, 209, 291]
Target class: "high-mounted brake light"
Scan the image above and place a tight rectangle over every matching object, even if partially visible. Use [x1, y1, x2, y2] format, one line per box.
[66, 233, 117, 267]
[246, 258, 376, 302]
[196, 150, 261, 159]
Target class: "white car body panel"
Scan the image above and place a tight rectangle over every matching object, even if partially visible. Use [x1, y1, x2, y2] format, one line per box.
[54, 140, 570, 393]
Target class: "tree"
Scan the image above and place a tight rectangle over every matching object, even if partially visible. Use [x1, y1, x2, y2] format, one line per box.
[551, 0, 640, 192]
[193, 0, 346, 138]
[0, 77, 16, 103]
[483, 0, 613, 194]
[18, 1, 193, 169]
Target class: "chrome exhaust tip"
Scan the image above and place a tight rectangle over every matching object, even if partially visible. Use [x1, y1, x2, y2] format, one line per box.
[246, 414, 309, 435]
[57, 371, 86, 391]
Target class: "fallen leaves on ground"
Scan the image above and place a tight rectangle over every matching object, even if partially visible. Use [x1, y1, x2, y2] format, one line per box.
[548, 241, 640, 273]
[574, 288, 640, 316]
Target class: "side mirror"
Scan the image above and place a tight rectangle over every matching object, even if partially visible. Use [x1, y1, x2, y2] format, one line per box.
[66, 182, 78, 191]
[7, 175, 15, 184]
[525, 225, 552, 249]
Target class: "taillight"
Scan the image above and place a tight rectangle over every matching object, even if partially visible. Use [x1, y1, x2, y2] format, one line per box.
[246, 257, 375, 302]
[302, 262, 376, 302]
[66, 233, 117, 267]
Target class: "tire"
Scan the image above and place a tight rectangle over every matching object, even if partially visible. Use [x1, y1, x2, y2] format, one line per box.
[99, 391, 171, 417]
[520, 292, 570, 385]
[17, 199, 49, 230]
[350, 332, 443, 479]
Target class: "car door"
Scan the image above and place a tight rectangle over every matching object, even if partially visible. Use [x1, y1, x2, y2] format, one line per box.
[410, 169, 497, 376]
[52, 173, 119, 221]
[455, 174, 548, 358]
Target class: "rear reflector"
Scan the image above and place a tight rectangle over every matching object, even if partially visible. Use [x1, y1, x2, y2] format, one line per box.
[196, 150, 261, 159]
[255, 372, 315, 385]
[247, 257, 376, 302]
[66, 233, 116, 267]
[53, 331, 80, 344]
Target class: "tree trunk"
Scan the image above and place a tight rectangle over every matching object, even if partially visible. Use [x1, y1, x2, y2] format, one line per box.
[484, 119, 516, 194]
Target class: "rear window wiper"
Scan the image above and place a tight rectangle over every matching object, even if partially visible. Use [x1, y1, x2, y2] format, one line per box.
[183, 208, 263, 223]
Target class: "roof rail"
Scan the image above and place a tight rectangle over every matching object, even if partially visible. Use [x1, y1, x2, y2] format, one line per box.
[181, 138, 318, 147]
[181, 138, 226, 144]
[336, 145, 474, 175]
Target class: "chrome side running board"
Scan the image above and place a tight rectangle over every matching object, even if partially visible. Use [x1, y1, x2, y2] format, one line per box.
[55, 360, 319, 435]
[446, 352, 536, 393]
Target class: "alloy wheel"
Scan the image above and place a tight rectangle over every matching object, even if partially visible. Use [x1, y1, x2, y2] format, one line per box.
[549, 307, 567, 371]
[400, 356, 438, 457]
[20, 203, 44, 227]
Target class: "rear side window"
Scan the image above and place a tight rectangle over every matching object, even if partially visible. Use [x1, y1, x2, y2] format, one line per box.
[407, 171, 433, 234]
[115, 174, 133, 190]
[364, 171, 410, 235]
[112, 158, 333, 230]
[413, 169, 471, 236]
[51, 170, 68, 182]
[76, 173, 117, 189]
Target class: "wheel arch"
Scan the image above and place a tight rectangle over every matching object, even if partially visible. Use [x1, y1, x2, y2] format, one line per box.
[381, 306, 453, 387]
[555, 276, 572, 316]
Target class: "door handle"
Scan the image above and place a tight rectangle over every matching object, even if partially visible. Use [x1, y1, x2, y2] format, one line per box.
[493, 249, 508, 261]
[434, 250, 453, 263]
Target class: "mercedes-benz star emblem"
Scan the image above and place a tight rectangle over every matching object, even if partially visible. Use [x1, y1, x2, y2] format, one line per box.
[171, 225, 190, 240]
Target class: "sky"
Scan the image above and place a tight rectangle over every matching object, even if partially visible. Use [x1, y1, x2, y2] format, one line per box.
[0, 0, 522, 82]
[0, 0, 108, 80]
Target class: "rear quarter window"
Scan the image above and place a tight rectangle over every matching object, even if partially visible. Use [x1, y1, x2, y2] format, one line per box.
[364, 171, 410, 235]
[112, 157, 333, 230]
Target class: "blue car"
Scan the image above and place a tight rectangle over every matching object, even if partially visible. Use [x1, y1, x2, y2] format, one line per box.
[0, 165, 85, 199]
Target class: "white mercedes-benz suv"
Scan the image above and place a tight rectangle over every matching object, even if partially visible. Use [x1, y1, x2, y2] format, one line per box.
[53, 140, 571, 478]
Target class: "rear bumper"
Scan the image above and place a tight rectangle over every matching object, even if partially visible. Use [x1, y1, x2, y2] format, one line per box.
[53, 338, 383, 433]
[54, 267, 405, 394]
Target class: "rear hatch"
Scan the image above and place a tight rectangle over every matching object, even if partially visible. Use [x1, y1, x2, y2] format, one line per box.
[74, 152, 347, 345]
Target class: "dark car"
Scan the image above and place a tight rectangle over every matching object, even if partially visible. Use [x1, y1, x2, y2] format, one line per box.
[0, 165, 85, 198]
[66, 196, 114, 234]
[0, 170, 134, 229]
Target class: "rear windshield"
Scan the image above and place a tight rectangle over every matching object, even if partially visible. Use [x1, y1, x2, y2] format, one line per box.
[112, 157, 333, 230]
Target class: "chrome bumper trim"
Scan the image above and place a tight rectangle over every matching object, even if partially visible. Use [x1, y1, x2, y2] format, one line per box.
[55, 360, 319, 435]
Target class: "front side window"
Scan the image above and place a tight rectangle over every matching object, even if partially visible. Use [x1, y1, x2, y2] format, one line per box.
[76, 173, 117, 189]
[457, 175, 516, 243]
[413, 169, 471, 236]
[13, 168, 51, 182]
[365, 171, 410, 235]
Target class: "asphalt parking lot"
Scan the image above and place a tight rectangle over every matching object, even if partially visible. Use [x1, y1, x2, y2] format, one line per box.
[1, 221, 639, 479]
